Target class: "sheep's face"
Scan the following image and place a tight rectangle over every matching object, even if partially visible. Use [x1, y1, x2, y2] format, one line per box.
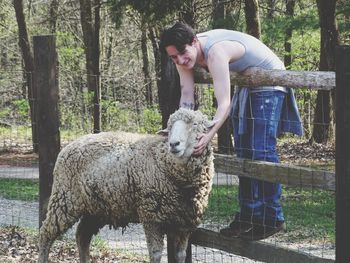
[159, 109, 215, 159]
[168, 119, 194, 158]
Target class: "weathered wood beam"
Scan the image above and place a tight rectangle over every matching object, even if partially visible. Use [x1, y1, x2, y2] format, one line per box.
[34, 35, 61, 228]
[191, 228, 334, 263]
[214, 153, 335, 191]
[194, 67, 335, 90]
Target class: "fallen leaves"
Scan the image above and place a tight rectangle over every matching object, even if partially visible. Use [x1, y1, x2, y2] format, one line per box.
[0, 226, 147, 263]
[278, 139, 334, 169]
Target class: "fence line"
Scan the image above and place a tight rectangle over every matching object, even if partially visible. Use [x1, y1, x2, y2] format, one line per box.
[29, 36, 342, 262]
[214, 154, 335, 191]
[191, 228, 334, 263]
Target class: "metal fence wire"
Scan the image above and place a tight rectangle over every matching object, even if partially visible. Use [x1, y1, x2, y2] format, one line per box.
[0, 65, 336, 263]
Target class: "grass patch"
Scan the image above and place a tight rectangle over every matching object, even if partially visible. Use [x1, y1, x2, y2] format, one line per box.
[0, 178, 38, 201]
[0, 178, 335, 242]
[204, 185, 335, 242]
[282, 187, 335, 242]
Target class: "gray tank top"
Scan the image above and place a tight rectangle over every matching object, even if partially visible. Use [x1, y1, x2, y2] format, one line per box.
[197, 29, 286, 92]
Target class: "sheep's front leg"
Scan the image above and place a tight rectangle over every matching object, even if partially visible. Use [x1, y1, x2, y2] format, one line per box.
[76, 215, 105, 263]
[167, 230, 191, 263]
[143, 223, 165, 263]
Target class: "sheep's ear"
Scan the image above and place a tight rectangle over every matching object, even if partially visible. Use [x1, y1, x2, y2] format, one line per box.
[157, 129, 169, 136]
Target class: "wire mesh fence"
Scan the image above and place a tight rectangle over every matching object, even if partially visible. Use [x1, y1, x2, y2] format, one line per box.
[0, 66, 336, 262]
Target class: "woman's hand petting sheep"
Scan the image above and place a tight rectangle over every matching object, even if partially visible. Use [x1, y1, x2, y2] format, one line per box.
[193, 133, 212, 156]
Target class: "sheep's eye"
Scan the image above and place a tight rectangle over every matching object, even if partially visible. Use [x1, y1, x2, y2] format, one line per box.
[193, 122, 198, 126]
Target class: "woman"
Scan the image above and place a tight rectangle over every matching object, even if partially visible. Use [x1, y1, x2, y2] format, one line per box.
[159, 22, 303, 240]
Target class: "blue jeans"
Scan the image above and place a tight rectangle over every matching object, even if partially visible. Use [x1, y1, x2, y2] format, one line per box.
[232, 91, 286, 224]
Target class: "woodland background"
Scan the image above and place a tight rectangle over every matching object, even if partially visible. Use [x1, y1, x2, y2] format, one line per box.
[1, 1, 348, 261]
[0, 0, 350, 147]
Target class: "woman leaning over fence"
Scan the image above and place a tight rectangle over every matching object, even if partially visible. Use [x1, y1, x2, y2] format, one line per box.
[159, 22, 303, 241]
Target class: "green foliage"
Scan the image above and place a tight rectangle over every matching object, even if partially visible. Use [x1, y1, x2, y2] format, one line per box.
[261, 7, 320, 66]
[0, 178, 38, 201]
[0, 108, 11, 120]
[0, 99, 30, 125]
[108, 0, 184, 27]
[137, 107, 162, 134]
[198, 85, 216, 119]
[290, 30, 320, 71]
[209, 15, 240, 30]
[13, 99, 29, 120]
[336, 1, 350, 43]
[56, 32, 85, 71]
[101, 100, 132, 131]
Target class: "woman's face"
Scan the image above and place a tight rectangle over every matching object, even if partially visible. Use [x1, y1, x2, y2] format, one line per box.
[165, 43, 197, 69]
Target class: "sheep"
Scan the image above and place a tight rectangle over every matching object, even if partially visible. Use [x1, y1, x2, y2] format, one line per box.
[37, 108, 216, 263]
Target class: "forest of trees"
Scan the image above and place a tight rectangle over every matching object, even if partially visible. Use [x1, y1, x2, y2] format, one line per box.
[0, 0, 350, 148]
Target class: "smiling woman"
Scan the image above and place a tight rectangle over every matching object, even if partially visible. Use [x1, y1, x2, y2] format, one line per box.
[159, 21, 303, 241]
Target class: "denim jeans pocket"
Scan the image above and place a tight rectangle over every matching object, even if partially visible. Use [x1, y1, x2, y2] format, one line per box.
[250, 91, 285, 138]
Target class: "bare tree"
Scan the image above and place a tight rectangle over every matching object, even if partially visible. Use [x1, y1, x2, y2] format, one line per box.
[140, 17, 153, 107]
[212, 0, 225, 29]
[284, 0, 296, 69]
[211, 0, 234, 154]
[49, 0, 59, 33]
[244, 0, 261, 39]
[311, 0, 339, 143]
[13, 0, 38, 152]
[79, 0, 101, 133]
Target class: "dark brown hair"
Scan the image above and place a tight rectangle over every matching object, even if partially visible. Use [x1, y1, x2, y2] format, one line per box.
[159, 22, 196, 54]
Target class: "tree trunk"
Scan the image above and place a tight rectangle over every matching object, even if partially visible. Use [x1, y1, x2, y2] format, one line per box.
[13, 0, 38, 153]
[211, 0, 234, 154]
[140, 19, 153, 107]
[212, 0, 225, 29]
[148, 26, 161, 104]
[180, 0, 196, 27]
[266, 0, 276, 19]
[284, 0, 296, 69]
[312, 0, 339, 143]
[244, 0, 261, 39]
[79, 0, 101, 133]
[49, 0, 59, 33]
[159, 53, 181, 129]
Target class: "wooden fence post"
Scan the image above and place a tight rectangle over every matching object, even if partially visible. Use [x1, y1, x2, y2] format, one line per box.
[33, 35, 61, 228]
[335, 45, 350, 262]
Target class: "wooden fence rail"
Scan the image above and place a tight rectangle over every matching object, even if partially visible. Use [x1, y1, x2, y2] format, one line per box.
[214, 153, 335, 191]
[191, 228, 334, 263]
[187, 154, 335, 263]
[195, 67, 335, 89]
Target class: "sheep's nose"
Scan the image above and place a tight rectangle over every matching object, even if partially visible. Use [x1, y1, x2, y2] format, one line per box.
[170, 141, 180, 149]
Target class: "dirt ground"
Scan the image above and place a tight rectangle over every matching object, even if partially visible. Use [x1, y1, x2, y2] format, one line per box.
[0, 226, 147, 263]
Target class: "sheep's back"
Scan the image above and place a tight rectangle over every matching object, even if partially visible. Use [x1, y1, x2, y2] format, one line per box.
[54, 131, 155, 178]
[51, 132, 166, 217]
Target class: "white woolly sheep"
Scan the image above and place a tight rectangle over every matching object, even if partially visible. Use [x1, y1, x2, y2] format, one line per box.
[37, 108, 216, 263]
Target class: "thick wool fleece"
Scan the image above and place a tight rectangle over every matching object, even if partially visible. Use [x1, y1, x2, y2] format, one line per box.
[38, 109, 215, 263]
